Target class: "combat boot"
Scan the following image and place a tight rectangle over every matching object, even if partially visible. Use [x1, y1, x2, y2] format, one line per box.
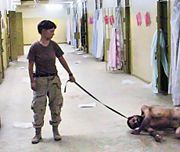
[32, 128, 42, 144]
[52, 126, 61, 141]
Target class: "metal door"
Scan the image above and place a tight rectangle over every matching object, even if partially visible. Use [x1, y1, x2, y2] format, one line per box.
[122, 0, 131, 73]
[80, 1, 89, 53]
[8, 11, 18, 61]
[16, 12, 24, 56]
[0, 11, 4, 83]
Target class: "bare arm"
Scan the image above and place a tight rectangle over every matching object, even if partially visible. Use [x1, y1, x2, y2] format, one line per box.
[138, 105, 151, 131]
[147, 128, 163, 142]
[28, 60, 34, 82]
[58, 56, 75, 82]
[132, 105, 151, 135]
[28, 60, 36, 91]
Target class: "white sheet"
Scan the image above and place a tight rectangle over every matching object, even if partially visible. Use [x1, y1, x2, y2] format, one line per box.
[169, 0, 180, 106]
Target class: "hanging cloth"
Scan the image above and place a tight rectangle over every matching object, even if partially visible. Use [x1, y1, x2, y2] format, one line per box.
[96, 9, 104, 59]
[66, 17, 71, 44]
[108, 6, 124, 71]
[71, 10, 78, 48]
[151, 29, 169, 93]
[108, 28, 121, 70]
[114, 6, 124, 67]
[92, 9, 104, 60]
[169, 0, 180, 106]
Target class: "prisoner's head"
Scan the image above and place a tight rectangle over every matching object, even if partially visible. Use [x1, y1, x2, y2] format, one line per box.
[127, 115, 143, 129]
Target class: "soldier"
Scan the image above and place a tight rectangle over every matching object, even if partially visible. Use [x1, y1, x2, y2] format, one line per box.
[27, 20, 75, 144]
[127, 105, 180, 142]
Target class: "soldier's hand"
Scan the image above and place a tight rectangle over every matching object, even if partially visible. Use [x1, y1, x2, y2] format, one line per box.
[31, 81, 36, 91]
[69, 75, 75, 82]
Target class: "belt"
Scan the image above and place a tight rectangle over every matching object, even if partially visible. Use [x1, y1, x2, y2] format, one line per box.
[33, 73, 57, 77]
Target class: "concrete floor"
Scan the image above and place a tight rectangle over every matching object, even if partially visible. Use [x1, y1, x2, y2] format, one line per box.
[0, 44, 179, 152]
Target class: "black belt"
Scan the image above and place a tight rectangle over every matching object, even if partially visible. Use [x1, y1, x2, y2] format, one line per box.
[33, 73, 57, 77]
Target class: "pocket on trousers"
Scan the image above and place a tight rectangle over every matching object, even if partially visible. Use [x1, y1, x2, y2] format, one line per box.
[52, 76, 62, 89]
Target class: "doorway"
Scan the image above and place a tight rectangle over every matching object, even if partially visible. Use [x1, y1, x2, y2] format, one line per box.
[157, 0, 169, 94]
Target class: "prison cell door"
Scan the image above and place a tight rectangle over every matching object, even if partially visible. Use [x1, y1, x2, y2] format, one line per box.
[8, 11, 18, 61]
[16, 12, 24, 56]
[5, 11, 11, 64]
[0, 12, 4, 83]
[122, 0, 131, 73]
[157, 0, 169, 94]
[80, 1, 89, 53]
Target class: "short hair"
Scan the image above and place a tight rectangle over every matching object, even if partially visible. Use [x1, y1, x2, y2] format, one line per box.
[127, 115, 143, 129]
[37, 20, 57, 34]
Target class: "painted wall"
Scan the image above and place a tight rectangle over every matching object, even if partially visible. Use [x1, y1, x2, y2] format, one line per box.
[87, 0, 95, 54]
[103, 0, 117, 8]
[130, 0, 157, 82]
[17, 4, 68, 44]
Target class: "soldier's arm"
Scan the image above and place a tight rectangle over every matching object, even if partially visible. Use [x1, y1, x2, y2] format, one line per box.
[28, 60, 36, 91]
[58, 56, 75, 82]
[28, 60, 34, 83]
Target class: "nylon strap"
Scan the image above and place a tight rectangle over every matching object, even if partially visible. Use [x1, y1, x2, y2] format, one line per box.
[64, 80, 127, 119]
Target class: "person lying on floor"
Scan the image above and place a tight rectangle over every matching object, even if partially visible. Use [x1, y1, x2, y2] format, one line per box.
[127, 105, 180, 142]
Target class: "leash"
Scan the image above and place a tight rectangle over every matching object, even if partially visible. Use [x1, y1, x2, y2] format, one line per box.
[64, 80, 128, 119]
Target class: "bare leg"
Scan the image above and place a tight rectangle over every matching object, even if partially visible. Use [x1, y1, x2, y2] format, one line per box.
[175, 127, 180, 139]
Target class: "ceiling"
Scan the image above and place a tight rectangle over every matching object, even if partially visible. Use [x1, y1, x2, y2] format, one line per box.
[21, 0, 75, 3]
[21, 0, 75, 4]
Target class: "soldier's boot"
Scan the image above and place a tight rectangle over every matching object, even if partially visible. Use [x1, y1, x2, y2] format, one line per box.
[32, 128, 42, 144]
[52, 126, 61, 141]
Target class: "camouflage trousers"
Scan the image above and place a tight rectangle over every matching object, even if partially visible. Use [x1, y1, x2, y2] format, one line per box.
[31, 75, 63, 128]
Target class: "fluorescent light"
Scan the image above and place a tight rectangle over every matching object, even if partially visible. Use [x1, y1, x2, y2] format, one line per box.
[49, 0, 74, 4]
[45, 4, 63, 10]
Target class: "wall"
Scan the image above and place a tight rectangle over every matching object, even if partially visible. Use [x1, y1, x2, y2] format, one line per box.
[87, 0, 95, 54]
[130, 0, 157, 82]
[103, 0, 117, 8]
[17, 4, 68, 44]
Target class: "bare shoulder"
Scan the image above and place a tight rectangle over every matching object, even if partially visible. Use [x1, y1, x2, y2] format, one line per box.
[141, 105, 149, 109]
[141, 105, 150, 111]
[141, 105, 151, 116]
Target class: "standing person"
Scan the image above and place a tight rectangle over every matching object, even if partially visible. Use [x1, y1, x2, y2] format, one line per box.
[27, 20, 75, 144]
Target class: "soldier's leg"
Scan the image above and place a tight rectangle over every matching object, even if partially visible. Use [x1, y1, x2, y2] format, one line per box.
[31, 77, 48, 144]
[48, 76, 63, 141]
[31, 94, 47, 128]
